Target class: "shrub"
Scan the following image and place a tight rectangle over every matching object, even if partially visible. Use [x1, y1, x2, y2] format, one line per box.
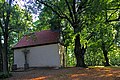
[0, 72, 12, 79]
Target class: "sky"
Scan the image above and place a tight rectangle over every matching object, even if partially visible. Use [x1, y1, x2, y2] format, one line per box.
[13, 0, 39, 22]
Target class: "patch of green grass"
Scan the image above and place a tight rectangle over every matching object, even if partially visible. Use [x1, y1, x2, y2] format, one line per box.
[107, 66, 120, 68]
[89, 66, 105, 68]
[88, 66, 120, 69]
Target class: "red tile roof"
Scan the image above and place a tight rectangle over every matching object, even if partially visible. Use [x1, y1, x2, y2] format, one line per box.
[13, 30, 60, 49]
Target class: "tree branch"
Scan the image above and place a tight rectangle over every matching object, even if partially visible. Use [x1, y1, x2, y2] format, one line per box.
[77, 0, 88, 13]
[77, 4, 90, 15]
[5, 0, 12, 30]
[73, 0, 76, 15]
[106, 3, 120, 22]
[39, 1, 62, 17]
[86, 32, 95, 41]
[106, 15, 120, 22]
[107, 8, 120, 10]
[107, 9, 118, 21]
[65, 0, 74, 22]
[0, 20, 5, 34]
[37, 0, 73, 25]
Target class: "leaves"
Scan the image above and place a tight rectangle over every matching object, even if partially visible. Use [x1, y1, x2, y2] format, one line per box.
[0, 0, 120, 70]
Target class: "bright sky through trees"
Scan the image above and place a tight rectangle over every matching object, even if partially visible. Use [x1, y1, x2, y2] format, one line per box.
[13, 0, 39, 22]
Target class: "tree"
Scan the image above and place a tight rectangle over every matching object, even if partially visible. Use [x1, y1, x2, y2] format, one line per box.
[0, 0, 12, 74]
[35, 0, 103, 67]
[0, 0, 33, 73]
[83, 0, 120, 66]
[0, 33, 3, 71]
[10, 0, 119, 67]
[101, 0, 120, 66]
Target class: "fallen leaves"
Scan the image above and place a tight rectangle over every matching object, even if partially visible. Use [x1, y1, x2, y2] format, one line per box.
[5, 67, 120, 80]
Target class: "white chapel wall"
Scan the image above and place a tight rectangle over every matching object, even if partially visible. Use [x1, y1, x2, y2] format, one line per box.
[14, 43, 61, 68]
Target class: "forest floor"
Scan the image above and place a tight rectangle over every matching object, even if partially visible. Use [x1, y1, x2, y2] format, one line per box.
[4, 66, 120, 80]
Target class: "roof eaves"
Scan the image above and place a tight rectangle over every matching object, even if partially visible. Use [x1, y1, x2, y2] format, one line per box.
[12, 42, 60, 50]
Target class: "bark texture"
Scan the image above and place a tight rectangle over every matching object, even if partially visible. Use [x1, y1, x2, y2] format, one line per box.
[102, 42, 110, 66]
[74, 34, 87, 67]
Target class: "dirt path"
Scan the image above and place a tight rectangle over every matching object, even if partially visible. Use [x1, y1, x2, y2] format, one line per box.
[4, 67, 120, 80]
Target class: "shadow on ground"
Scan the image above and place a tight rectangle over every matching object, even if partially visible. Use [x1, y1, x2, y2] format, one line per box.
[4, 67, 120, 80]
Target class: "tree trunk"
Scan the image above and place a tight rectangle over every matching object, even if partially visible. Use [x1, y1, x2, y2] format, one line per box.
[2, 49, 8, 73]
[0, 49, 3, 71]
[65, 46, 67, 67]
[102, 42, 110, 66]
[0, 36, 3, 71]
[2, 34, 9, 73]
[0, 0, 12, 73]
[103, 50, 110, 66]
[74, 34, 87, 67]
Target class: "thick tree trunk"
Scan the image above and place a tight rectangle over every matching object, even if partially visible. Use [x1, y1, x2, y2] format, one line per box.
[0, 0, 12, 73]
[2, 34, 9, 73]
[2, 49, 8, 73]
[74, 34, 87, 67]
[102, 42, 110, 66]
[103, 50, 110, 66]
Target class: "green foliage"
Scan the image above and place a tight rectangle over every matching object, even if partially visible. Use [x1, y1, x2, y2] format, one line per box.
[0, 0, 120, 71]
[0, 72, 12, 79]
[109, 46, 120, 66]
[34, 0, 120, 67]
[0, 0, 34, 72]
